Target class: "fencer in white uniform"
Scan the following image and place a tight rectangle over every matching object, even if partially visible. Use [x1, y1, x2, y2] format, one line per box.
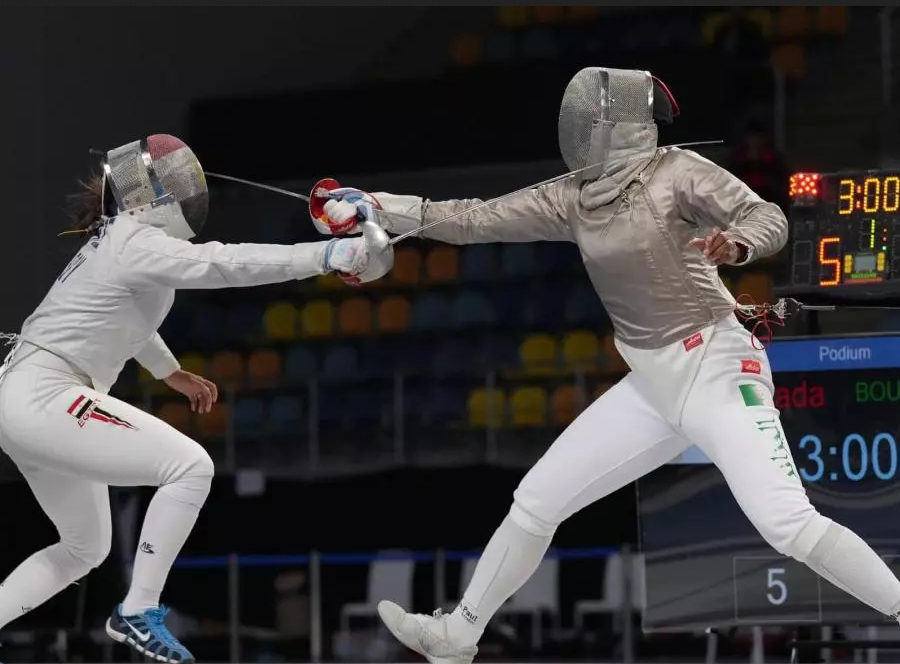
[0, 135, 393, 664]
[315, 69, 900, 663]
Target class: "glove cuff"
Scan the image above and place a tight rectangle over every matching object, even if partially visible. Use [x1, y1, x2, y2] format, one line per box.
[371, 193, 424, 234]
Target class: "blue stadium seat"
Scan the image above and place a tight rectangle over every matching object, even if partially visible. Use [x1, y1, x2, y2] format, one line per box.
[452, 291, 497, 328]
[189, 303, 226, 346]
[412, 294, 451, 331]
[565, 283, 608, 326]
[344, 388, 384, 422]
[430, 340, 470, 376]
[269, 395, 304, 436]
[284, 346, 318, 384]
[227, 303, 263, 343]
[423, 386, 467, 421]
[361, 340, 396, 378]
[234, 398, 266, 439]
[322, 345, 359, 382]
[460, 245, 499, 282]
[394, 340, 432, 375]
[474, 335, 518, 371]
[524, 284, 565, 329]
[501, 243, 537, 278]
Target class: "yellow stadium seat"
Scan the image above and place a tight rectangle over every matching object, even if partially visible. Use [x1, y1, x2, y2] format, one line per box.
[736, 272, 773, 306]
[300, 300, 335, 337]
[425, 247, 460, 284]
[497, 6, 532, 29]
[534, 6, 564, 23]
[265, 302, 299, 340]
[467, 388, 506, 428]
[315, 273, 345, 291]
[338, 297, 373, 336]
[600, 336, 628, 372]
[157, 402, 193, 434]
[551, 385, 587, 425]
[139, 366, 169, 396]
[197, 404, 229, 438]
[209, 351, 244, 389]
[772, 44, 806, 79]
[377, 296, 411, 333]
[562, 331, 600, 373]
[519, 334, 558, 375]
[392, 247, 422, 287]
[247, 349, 282, 388]
[510, 387, 548, 427]
[178, 353, 207, 377]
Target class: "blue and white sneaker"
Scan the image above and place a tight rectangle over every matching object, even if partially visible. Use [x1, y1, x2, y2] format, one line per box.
[106, 605, 194, 664]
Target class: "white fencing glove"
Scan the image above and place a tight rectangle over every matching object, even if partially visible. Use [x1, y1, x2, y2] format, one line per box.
[309, 178, 381, 236]
[321, 220, 393, 285]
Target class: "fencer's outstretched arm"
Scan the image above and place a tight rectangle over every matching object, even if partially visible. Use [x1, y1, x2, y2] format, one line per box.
[672, 150, 788, 264]
[133, 332, 180, 380]
[372, 180, 574, 244]
[118, 225, 331, 289]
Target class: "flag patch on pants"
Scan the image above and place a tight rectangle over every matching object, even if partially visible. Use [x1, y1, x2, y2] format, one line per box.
[739, 383, 767, 407]
[67, 395, 137, 430]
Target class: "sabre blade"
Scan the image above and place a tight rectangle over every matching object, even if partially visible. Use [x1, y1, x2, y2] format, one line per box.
[204, 172, 312, 201]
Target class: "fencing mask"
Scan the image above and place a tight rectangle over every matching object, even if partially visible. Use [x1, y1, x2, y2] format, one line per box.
[558, 67, 678, 180]
[102, 134, 208, 240]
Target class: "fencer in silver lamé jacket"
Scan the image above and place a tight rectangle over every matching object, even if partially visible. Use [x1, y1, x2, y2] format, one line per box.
[374, 148, 787, 350]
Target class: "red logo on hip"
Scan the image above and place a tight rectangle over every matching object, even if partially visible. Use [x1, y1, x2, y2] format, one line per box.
[741, 359, 762, 374]
[682, 332, 704, 352]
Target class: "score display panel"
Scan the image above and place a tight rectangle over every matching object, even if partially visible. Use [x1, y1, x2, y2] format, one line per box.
[782, 170, 900, 295]
[638, 333, 900, 630]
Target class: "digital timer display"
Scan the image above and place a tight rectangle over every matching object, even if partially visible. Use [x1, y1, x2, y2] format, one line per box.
[779, 170, 900, 295]
[639, 334, 900, 630]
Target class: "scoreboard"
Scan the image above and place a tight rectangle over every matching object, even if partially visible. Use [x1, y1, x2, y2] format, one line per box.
[780, 171, 900, 296]
[638, 333, 900, 630]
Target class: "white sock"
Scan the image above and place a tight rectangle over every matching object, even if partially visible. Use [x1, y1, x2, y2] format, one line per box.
[121, 479, 209, 616]
[445, 513, 553, 647]
[803, 523, 900, 616]
[0, 543, 97, 630]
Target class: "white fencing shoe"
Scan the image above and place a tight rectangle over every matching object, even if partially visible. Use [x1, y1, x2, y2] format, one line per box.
[377, 600, 477, 664]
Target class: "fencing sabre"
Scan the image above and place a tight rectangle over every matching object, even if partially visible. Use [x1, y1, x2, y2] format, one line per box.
[205, 139, 724, 247]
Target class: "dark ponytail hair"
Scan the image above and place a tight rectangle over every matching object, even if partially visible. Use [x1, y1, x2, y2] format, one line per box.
[64, 173, 110, 235]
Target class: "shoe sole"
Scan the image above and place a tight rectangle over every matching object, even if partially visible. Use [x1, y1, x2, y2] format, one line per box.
[105, 619, 191, 664]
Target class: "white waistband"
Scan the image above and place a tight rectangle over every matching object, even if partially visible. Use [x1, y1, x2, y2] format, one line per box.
[6, 341, 91, 383]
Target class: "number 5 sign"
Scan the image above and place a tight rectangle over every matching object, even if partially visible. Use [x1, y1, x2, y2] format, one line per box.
[734, 556, 820, 623]
[767, 568, 787, 605]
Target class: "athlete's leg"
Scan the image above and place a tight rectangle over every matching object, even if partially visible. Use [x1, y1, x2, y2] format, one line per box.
[682, 326, 900, 617]
[0, 468, 110, 630]
[379, 374, 690, 662]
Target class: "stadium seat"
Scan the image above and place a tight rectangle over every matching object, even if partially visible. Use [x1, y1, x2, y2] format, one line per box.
[452, 291, 496, 328]
[565, 284, 607, 327]
[451, 34, 483, 67]
[773, 44, 806, 80]
[567, 5, 600, 21]
[425, 246, 460, 283]
[817, 6, 846, 36]
[315, 273, 345, 291]
[735, 272, 773, 306]
[423, 386, 467, 421]
[300, 300, 335, 337]
[338, 297, 373, 336]
[189, 303, 225, 346]
[534, 6, 564, 23]
[601, 335, 629, 372]
[138, 367, 169, 396]
[197, 403, 228, 438]
[209, 351, 245, 388]
[247, 349, 282, 388]
[269, 395, 304, 437]
[392, 247, 422, 287]
[510, 386, 548, 426]
[322, 345, 359, 382]
[430, 340, 469, 377]
[777, 6, 811, 39]
[265, 302, 299, 340]
[157, 402, 192, 434]
[234, 398, 266, 439]
[460, 245, 499, 282]
[562, 331, 600, 373]
[519, 334, 558, 375]
[475, 335, 518, 372]
[412, 294, 451, 331]
[177, 353, 207, 377]
[377, 296, 411, 333]
[523, 284, 564, 328]
[467, 388, 506, 428]
[551, 385, 587, 425]
[501, 243, 537, 278]
[284, 346, 318, 384]
[497, 5, 532, 29]
[227, 304, 263, 344]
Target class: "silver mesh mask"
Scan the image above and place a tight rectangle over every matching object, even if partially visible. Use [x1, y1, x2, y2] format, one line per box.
[102, 135, 208, 240]
[558, 68, 654, 177]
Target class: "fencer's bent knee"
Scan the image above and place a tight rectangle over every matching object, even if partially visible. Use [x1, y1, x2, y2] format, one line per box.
[755, 508, 834, 562]
[159, 443, 214, 508]
[509, 500, 558, 537]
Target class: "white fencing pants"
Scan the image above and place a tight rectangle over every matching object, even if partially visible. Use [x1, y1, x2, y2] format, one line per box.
[448, 317, 900, 646]
[0, 347, 214, 628]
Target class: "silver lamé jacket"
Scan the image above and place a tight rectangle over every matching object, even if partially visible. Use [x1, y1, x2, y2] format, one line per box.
[373, 147, 787, 350]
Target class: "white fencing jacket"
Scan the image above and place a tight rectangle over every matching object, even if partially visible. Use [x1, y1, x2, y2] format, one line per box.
[17, 208, 329, 393]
